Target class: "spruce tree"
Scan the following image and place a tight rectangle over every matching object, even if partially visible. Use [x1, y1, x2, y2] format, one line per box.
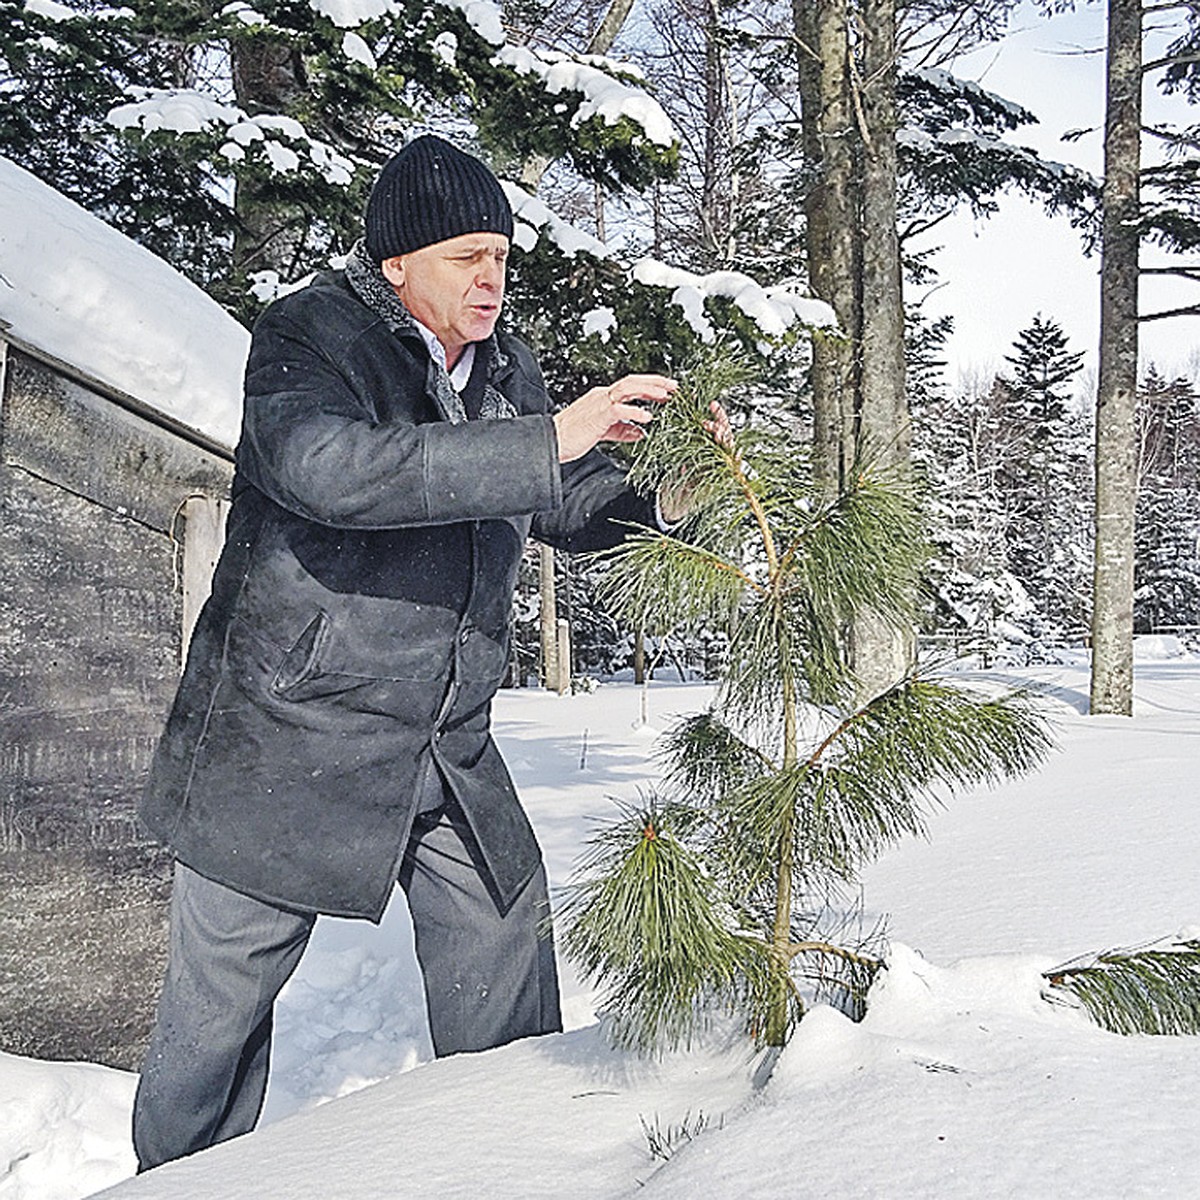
[560, 354, 1053, 1052]
[1135, 370, 1200, 631]
[997, 314, 1090, 642]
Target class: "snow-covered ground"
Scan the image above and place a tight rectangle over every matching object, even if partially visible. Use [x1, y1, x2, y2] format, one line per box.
[5, 650, 1200, 1198]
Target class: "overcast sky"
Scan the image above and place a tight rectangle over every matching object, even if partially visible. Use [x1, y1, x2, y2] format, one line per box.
[915, 1, 1198, 389]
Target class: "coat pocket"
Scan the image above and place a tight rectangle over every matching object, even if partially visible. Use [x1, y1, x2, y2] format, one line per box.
[270, 610, 331, 696]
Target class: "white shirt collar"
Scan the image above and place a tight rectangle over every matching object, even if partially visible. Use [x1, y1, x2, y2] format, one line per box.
[410, 318, 476, 394]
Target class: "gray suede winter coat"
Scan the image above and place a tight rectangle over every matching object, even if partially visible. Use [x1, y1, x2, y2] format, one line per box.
[140, 271, 654, 920]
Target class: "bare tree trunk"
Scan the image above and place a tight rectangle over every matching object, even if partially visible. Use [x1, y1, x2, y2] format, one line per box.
[1091, 0, 1142, 716]
[796, 0, 911, 696]
[587, 0, 637, 54]
[851, 0, 912, 696]
[230, 39, 309, 280]
[539, 543, 561, 690]
[796, 0, 857, 499]
[701, 0, 724, 262]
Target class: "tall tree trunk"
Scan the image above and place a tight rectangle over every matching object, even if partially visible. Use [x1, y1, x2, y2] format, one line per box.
[795, 0, 911, 696]
[702, 0, 724, 262]
[230, 38, 309, 280]
[851, 0, 912, 696]
[587, 0, 637, 54]
[539, 543, 562, 689]
[796, 0, 857, 499]
[1091, 0, 1142, 715]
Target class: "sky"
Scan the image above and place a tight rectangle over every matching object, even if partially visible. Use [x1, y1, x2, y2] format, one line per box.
[918, 1, 1200, 387]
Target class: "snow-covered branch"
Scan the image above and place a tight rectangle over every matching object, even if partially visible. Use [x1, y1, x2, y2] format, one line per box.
[108, 90, 355, 185]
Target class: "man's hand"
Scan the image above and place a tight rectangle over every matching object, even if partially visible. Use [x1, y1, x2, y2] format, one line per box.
[657, 400, 733, 524]
[553, 374, 677, 463]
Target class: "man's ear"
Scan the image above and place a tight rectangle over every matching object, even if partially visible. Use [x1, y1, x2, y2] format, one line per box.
[381, 256, 405, 289]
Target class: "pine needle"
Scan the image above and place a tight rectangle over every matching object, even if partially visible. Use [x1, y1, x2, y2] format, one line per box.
[1044, 938, 1200, 1036]
[559, 799, 761, 1052]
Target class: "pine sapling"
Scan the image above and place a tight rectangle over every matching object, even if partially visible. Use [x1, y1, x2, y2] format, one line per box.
[560, 352, 1054, 1053]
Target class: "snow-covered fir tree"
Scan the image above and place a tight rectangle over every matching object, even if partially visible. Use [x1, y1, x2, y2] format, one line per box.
[995, 314, 1091, 642]
[1135, 368, 1200, 632]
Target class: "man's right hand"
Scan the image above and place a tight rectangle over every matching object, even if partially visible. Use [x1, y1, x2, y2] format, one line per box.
[553, 374, 677, 463]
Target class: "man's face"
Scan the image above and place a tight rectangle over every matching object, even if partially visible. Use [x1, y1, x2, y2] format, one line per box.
[381, 231, 509, 366]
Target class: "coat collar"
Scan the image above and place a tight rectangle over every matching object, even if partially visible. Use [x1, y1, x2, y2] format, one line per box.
[343, 240, 515, 423]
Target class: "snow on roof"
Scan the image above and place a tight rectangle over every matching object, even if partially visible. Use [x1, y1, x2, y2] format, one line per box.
[0, 155, 248, 452]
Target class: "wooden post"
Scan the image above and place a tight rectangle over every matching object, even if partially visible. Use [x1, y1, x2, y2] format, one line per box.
[539, 542, 558, 690]
[555, 618, 572, 694]
[181, 494, 230, 667]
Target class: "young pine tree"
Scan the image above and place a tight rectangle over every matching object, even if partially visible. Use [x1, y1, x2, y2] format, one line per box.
[560, 354, 1054, 1052]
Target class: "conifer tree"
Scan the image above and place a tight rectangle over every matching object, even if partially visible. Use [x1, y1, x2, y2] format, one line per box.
[996, 314, 1090, 639]
[560, 354, 1053, 1052]
[1134, 369, 1200, 630]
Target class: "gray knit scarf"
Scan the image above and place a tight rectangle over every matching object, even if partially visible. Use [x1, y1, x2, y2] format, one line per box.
[343, 240, 516, 424]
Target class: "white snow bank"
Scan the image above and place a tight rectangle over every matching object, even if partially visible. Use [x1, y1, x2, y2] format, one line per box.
[0, 1052, 136, 1200]
[95, 1026, 759, 1199]
[11, 667, 1200, 1199]
[1133, 633, 1190, 661]
[0, 156, 248, 451]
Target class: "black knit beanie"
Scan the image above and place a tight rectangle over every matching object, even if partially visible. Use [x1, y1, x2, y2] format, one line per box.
[365, 135, 514, 262]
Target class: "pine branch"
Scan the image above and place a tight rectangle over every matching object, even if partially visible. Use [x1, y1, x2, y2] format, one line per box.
[783, 464, 928, 633]
[660, 711, 778, 805]
[592, 529, 753, 633]
[719, 594, 836, 721]
[623, 349, 759, 511]
[559, 799, 763, 1052]
[792, 678, 1053, 872]
[817, 677, 1054, 796]
[1044, 939, 1200, 1036]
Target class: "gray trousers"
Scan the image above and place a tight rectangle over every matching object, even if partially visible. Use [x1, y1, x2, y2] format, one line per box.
[132, 798, 561, 1172]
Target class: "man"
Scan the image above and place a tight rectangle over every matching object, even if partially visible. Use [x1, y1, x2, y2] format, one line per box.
[132, 134, 709, 1170]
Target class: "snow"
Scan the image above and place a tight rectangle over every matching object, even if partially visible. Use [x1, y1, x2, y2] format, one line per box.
[493, 46, 675, 148]
[0, 156, 247, 451]
[443, 0, 505, 46]
[502, 181, 612, 260]
[581, 306, 617, 343]
[7, 659, 1200, 1199]
[340, 31, 377, 70]
[22, 0, 78, 20]
[632, 258, 838, 341]
[431, 30, 458, 67]
[309, 0, 394, 27]
[220, 2, 266, 26]
[108, 92, 355, 187]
